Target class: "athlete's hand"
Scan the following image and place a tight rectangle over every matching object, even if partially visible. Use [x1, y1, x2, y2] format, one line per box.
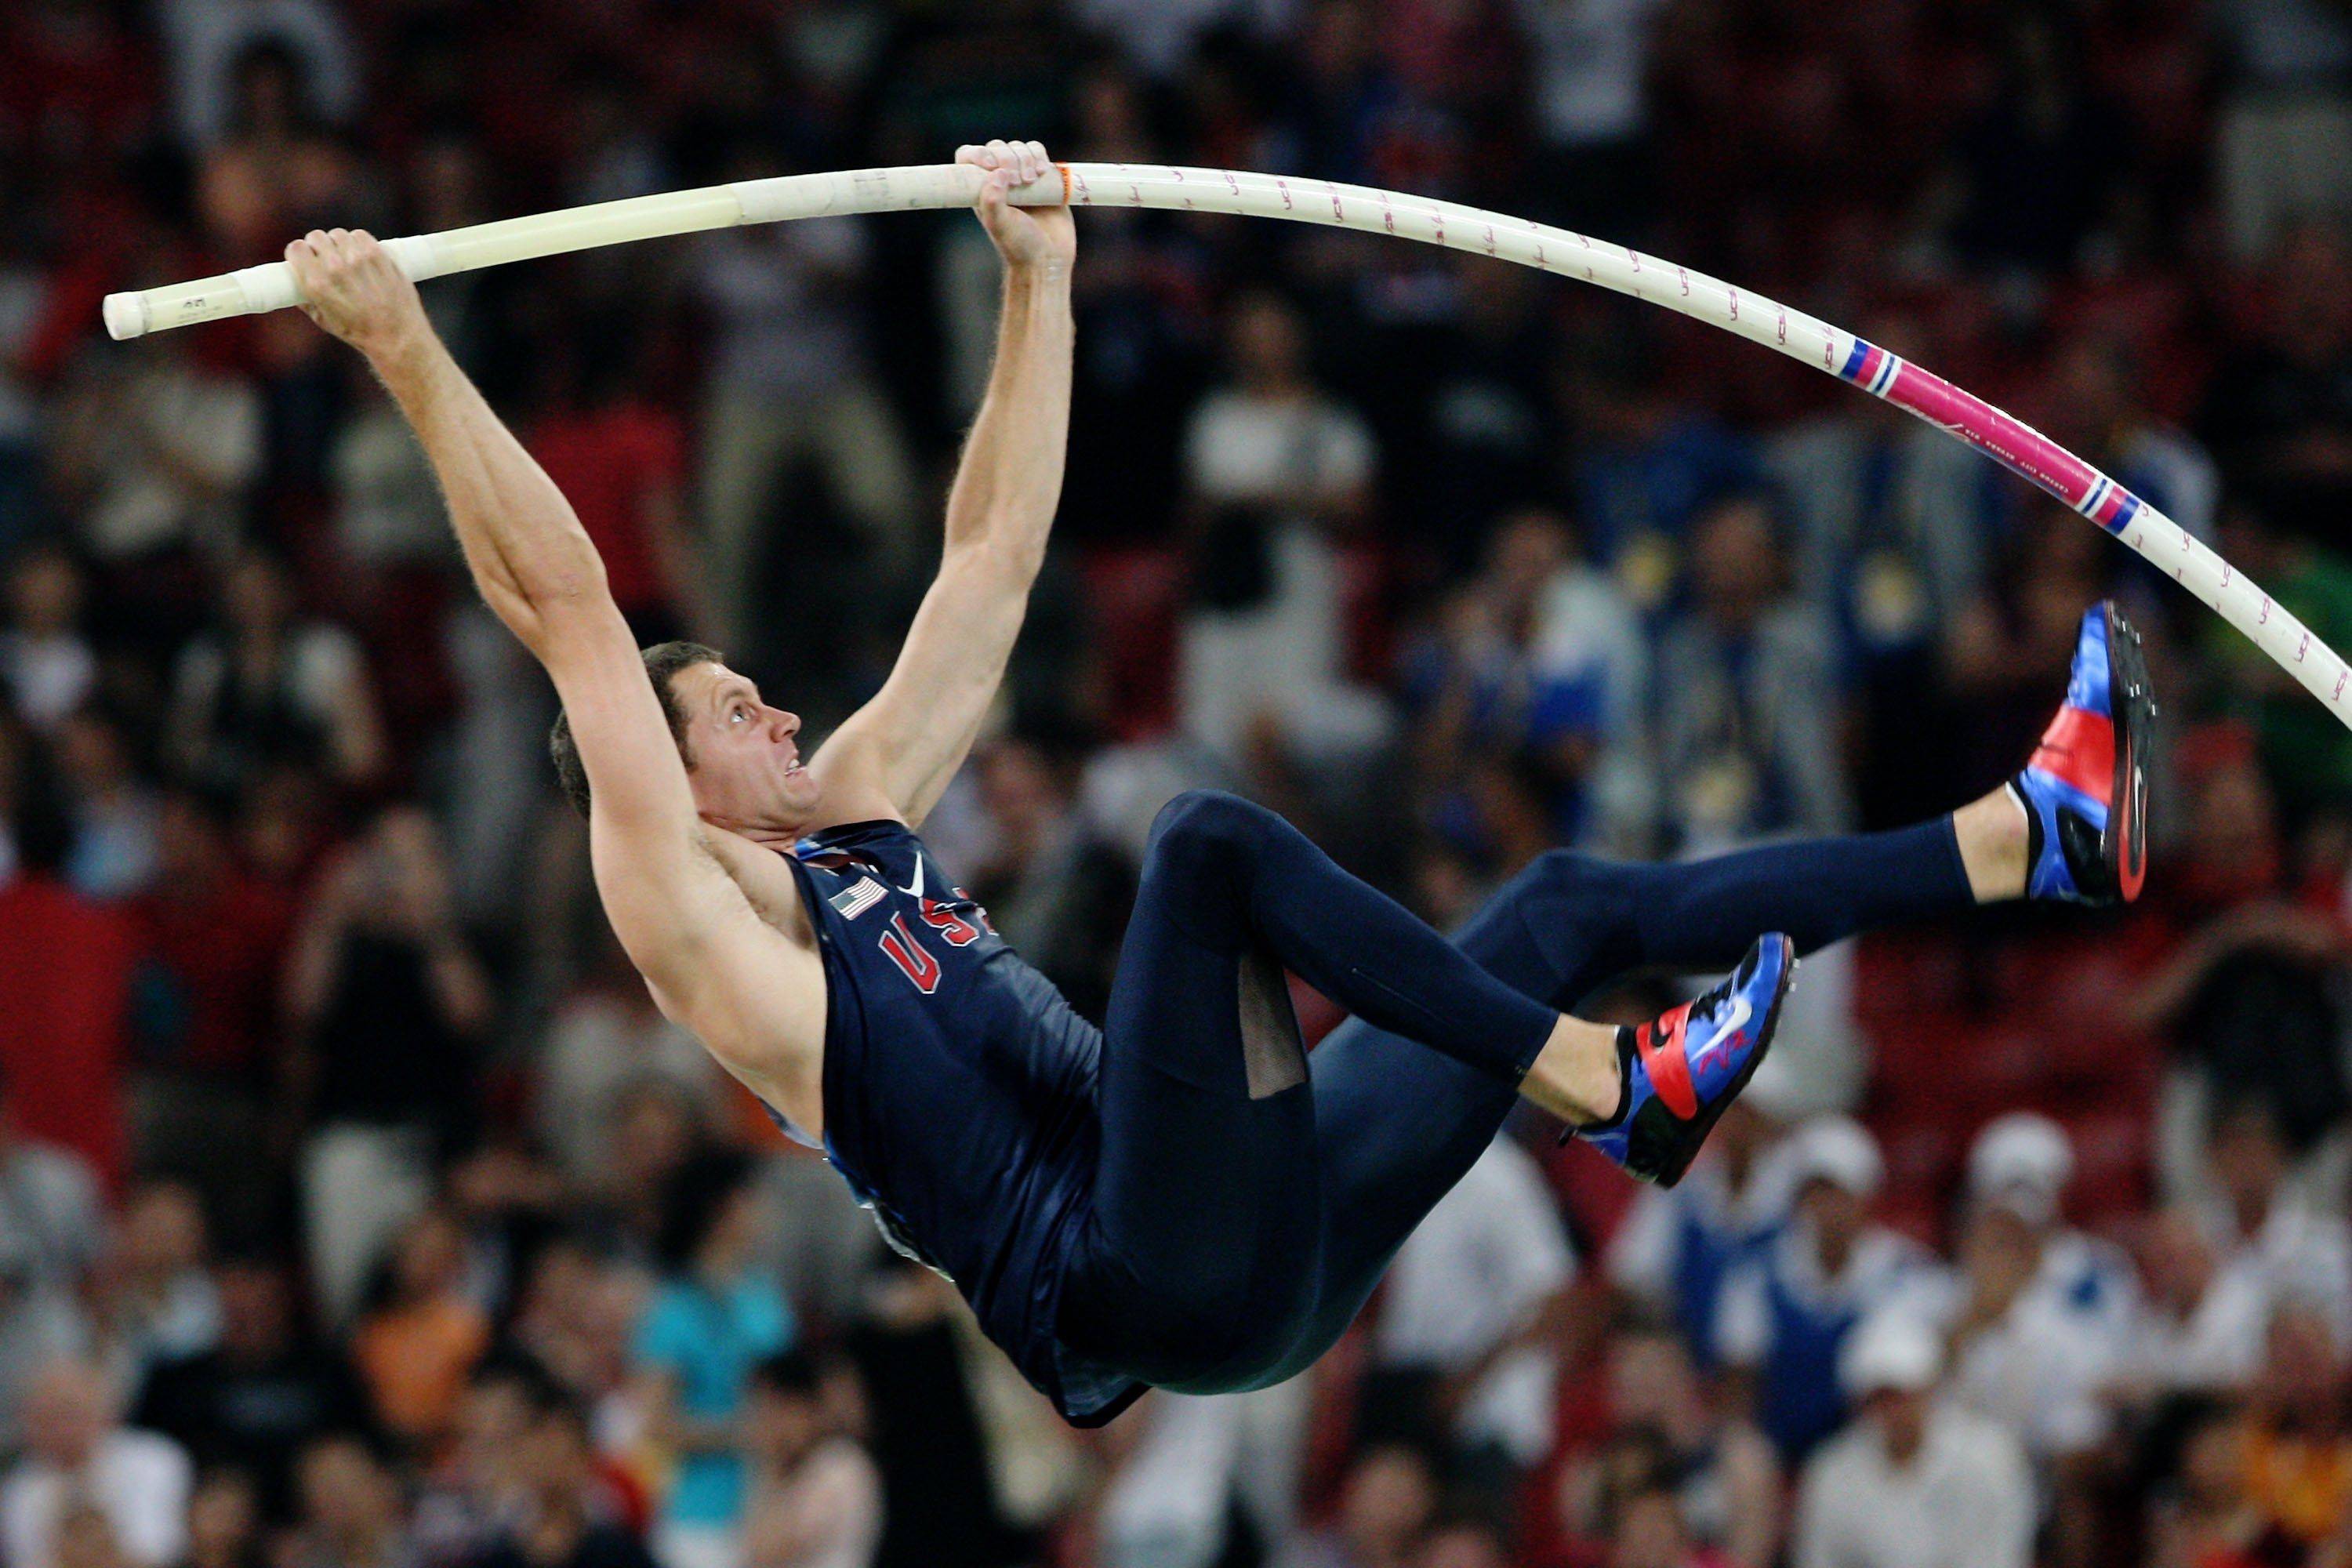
[960, 140, 1074, 278]
[284, 228, 431, 362]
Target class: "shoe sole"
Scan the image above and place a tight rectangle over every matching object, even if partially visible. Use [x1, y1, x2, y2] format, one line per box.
[2100, 604, 2154, 902]
[1652, 935, 1797, 1189]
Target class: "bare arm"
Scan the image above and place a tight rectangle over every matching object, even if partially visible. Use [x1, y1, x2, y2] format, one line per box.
[284, 230, 818, 1111]
[818, 141, 1075, 824]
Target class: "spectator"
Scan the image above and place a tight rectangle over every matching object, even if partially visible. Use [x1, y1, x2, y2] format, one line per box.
[178, 1469, 270, 1568]
[466, 1388, 656, 1568]
[45, 335, 259, 572]
[741, 1352, 880, 1568]
[96, 1180, 221, 1379]
[1177, 290, 1389, 779]
[1399, 509, 1646, 851]
[157, 0, 356, 150]
[630, 1151, 795, 1568]
[1364, 1134, 1575, 1475]
[127, 789, 296, 1244]
[167, 550, 384, 795]
[1273, 1444, 1437, 1568]
[1715, 1117, 1937, 1462]
[283, 1435, 418, 1568]
[1578, 1318, 1780, 1568]
[287, 807, 492, 1325]
[1650, 496, 1848, 853]
[133, 1258, 373, 1521]
[2193, 1102, 2352, 1355]
[2146, 1402, 2266, 1568]
[351, 1209, 492, 1451]
[2, 1358, 194, 1568]
[1791, 1313, 2034, 1568]
[1, 546, 96, 731]
[1606, 1096, 1795, 1368]
[2202, 224, 2352, 528]
[519, 347, 701, 648]
[691, 150, 917, 654]
[2116, 1208, 2273, 1403]
[961, 735, 1135, 1024]
[55, 708, 159, 898]
[2210, 0, 2352, 256]
[2238, 1301, 2352, 1555]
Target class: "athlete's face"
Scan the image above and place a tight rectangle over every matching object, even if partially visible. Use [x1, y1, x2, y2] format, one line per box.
[672, 662, 823, 830]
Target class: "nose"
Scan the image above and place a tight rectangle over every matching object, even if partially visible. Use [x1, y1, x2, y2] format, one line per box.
[770, 709, 800, 741]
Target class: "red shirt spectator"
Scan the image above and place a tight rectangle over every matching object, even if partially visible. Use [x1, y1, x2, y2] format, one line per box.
[0, 870, 134, 1183]
[523, 397, 689, 626]
[131, 792, 296, 1081]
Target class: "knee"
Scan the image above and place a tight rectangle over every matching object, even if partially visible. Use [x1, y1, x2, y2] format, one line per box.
[1147, 789, 1271, 871]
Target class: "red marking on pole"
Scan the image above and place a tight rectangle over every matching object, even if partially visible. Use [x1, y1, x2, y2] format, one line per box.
[1679, 267, 1690, 296]
[1483, 225, 1496, 254]
[2262, 597, 2272, 623]
[1225, 170, 1240, 194]
[1276, 179, 1293, 209]
[2300, 632, 2311, 661]
[2336, 670, 2348, 700]
[1728, 288, 1739, 320]
[1630, 249, 1642, 271]
[1777, 307, 1788, 344]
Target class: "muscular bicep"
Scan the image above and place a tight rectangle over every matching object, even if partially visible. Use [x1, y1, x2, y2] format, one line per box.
[820, 546, 1028, 825]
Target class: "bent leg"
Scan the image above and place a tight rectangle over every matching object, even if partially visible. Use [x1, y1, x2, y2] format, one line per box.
[1256, 821, 1980, 1383]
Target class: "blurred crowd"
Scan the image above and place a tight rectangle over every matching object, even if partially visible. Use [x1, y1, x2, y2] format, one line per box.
[9, 0, 2352, 1565]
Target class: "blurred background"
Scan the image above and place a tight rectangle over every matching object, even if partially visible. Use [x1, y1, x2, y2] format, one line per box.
[5, 0, 2352, 1564]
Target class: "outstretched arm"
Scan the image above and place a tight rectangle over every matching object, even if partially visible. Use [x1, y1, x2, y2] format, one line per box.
[285, 231, 817, 1113]
[818, 140, 1075, 825]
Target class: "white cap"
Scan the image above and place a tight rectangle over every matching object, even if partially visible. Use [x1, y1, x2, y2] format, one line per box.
[102, 292, 148, 341]
[1840, 1310, 1943, 1396]
[1966, 1112, 2073, 1225]
[1739, 1050, 1806, 1123]
[1791, 1116, 1883, 1200]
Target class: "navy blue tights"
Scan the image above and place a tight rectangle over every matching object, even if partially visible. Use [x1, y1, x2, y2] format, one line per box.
[1054, 791, 1973, 1392]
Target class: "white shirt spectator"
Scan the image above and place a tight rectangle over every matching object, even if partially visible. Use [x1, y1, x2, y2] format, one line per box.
[1512, 0, 1672, 146]
[1608, 1140, 1798, 1305]
[158, 0, 358, 147]
[0, 633, 95, 733]
[1793, 1405, 2034, 1568]
[744, 1438, 881, 1568]
[695, 221, 873, 399]
[1178, 390, 1388, 766]
[1374, 1137, 1574, 1462]
[1, 1428, 193, 1568]
[2200, 1195, 2352, 1350]
[2120, 1258, 2272, 1396]
[1071, 0, 1298, 78]
[71, 361, 261, 561]
[1934, 1284, 2113, 1460]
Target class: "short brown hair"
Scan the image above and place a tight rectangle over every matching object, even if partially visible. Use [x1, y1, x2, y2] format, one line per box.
[549, 641, 723, 817]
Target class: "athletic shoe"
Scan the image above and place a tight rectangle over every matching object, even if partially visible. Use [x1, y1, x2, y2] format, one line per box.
[2012, 601, 2154, 906]
[1568, 934, 1795, 1189]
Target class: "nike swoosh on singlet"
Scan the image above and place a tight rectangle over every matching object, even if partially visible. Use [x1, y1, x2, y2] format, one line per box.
[895, 853, 927, 900]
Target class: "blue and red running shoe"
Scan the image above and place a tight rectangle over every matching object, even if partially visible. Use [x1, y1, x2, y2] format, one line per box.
[1570, 934, 1795, 1188]
[2012, 601, 2155, 906]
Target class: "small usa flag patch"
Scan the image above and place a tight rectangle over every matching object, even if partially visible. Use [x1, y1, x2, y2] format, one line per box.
[829, 879, 886, 920]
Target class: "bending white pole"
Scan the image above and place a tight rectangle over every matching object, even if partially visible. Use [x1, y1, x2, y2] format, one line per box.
[101, 160, 2352, 729]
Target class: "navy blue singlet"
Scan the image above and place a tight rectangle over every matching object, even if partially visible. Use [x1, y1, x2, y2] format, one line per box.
[775, 818, 1145, 1424]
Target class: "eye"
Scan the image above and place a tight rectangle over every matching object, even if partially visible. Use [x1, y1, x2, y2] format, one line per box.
[729, 705, 749, 725]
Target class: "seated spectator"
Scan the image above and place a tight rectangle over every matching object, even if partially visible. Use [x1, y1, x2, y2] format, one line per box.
[128, 789, 297, 1245]
[288, 807, 492, 1325]
[1176, 290, 1391, 781]
[45, 332, 259, 572]
[1715, 1118, 1938, 1461]
[1944, 515, 2110, 782]
[2043, 335, 2220, 546]
[630, 1152, 795, 1568]
[1606, 1094, 1796, 1368]
[96, 1181, 220, 1378]
[180, 1469, 270, 1568]
[1399, 509, 1646, 851]
[2134, 737, 2352, 1198]
[1365, 1134, 1575, 1475]
[519, 344, 702, 648]
[55, 709, 159, 899]
[2203, 225, 2352, 523]
[1570, 1318, 1780, 1568]
[2194, 1101, 2352, 1354]
[193, 40, 359, 261]
[167, 550, 385, 796]
[352, 1209, 492, 1451]
[2, 1358, 194, 1568]
[1965, 1113, 2143, 1357]
[1791, 1313, 2034, 1568]
[1650, 496, 1848, 854]
[1566, 342, 1760, 583]
[0, 546, 96, 732]
[2116, 1208, 2272, 1404]
[283, 1435, 416, 1568]
[466, 1388, 656, 1568]
[2202, 506, 2352, 819]
[158, 0, 357, 151]
[741, 1352, 880, 1568]
[133, 1258, 372, 1522]
[1414, 1516, 1510, 1568]
[1272, 1444, 1437, 1568]
[963, 734, 1136, 1025]
[2238, 1302, 2352, 1556]
[412, 1362, 535, 1568]
[1596, 1481, 1739, 1568]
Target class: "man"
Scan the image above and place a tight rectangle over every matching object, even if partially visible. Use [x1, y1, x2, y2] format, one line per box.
[1, 1359, 193, 1568]
[284, 137, 2151, 1428]
[1792, 1313, 2034, 1568]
